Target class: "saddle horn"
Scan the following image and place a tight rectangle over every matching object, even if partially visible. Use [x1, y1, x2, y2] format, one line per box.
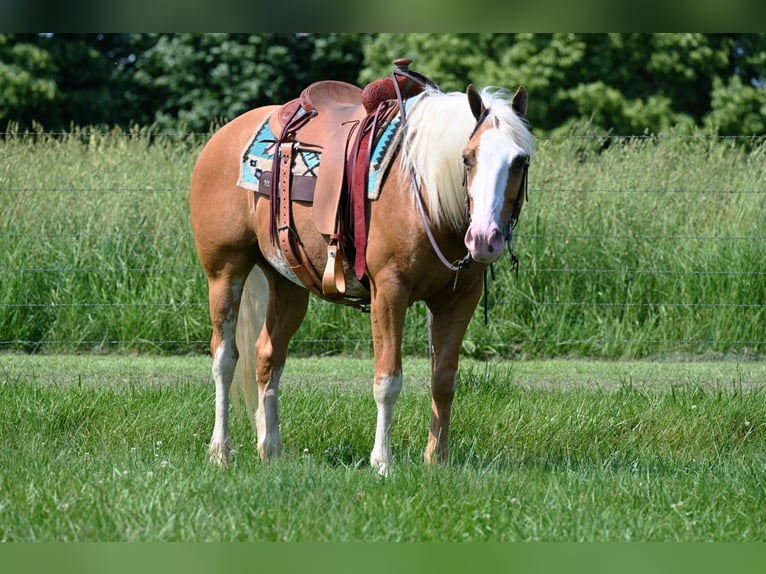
[361, 58, 439, 114]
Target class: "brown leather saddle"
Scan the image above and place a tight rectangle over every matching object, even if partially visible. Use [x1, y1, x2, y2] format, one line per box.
[269, 80, 369, 236]
[258, 59, 437, 308]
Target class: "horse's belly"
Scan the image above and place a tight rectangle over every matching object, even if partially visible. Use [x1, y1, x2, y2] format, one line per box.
[260, 243, 369, 298]
[261, 249, 305, 288]
[255, 199, 369, 298]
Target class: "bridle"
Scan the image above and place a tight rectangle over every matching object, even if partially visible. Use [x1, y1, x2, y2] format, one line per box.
[412, 135, 530, 324]
[392, 65, 530, 322]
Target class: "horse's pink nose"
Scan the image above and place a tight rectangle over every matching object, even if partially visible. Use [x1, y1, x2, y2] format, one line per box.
[465, 224, 504, 263]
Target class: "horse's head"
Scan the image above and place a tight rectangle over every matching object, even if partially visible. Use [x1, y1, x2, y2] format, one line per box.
[462, 85, 532, 264]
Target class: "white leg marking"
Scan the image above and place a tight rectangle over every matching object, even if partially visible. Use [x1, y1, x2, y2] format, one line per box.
[209, 318, 238, 466]
[256, 365, 283, 460]
[208, 278, 244, 467]
[370, 371, 403, 476]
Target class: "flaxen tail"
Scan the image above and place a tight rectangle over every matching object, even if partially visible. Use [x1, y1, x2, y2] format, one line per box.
[233, 265, 269, 432]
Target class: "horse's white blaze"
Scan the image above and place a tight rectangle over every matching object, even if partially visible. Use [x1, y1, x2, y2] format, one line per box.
[256, 365, 283, 460]
[370, 370, 403, 476]
[465, 128, 525, 263]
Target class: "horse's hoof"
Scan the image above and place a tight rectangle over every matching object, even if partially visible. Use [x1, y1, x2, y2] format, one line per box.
[371, 459, 392, 478]
[257, 437, 283, 462]
[209, 443, 230, 468]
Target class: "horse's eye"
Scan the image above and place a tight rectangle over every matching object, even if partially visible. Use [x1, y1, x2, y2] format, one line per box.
[462, 155, 473, 169]
[511, 153, 530, 172]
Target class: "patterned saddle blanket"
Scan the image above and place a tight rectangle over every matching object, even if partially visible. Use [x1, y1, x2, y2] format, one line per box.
[237, 92, 421, 203]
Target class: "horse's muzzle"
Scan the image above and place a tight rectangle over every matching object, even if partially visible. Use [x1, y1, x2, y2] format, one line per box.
[464, 223, 505, 264]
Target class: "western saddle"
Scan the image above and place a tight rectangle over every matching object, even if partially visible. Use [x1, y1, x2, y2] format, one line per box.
[257, 59, 437, 309]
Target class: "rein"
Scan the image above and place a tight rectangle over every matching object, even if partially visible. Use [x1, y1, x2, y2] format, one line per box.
[410, 169, 473, 276]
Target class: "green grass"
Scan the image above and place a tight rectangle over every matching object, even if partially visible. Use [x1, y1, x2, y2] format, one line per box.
[2, 354, 766, 541]
[1, 128, 764, 358]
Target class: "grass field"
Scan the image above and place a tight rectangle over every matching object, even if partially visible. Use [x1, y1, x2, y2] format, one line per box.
[2, 354, 765, 541]
[1, 128, 764, 358]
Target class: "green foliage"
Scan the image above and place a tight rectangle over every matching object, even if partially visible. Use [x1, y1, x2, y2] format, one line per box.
[0, 34, 57, 126]
[129, 33, 367, 132]
[2, 34, 766, 135]
[706, 75, 766, 135]
[0, 33, 368, 133]
[0, 33, 149, 129]
[360, 33, 500, 92]
[361, 33, 766, 136]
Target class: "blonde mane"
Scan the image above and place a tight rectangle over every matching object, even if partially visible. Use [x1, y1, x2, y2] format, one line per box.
[401, 87, 534, 233]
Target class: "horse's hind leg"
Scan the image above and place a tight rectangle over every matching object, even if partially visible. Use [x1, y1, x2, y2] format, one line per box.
[254, 271, 310, 461]
[206, 267, 251, 467]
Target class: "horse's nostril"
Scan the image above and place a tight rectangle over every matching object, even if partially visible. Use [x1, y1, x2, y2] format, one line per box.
[488, 245, 494, 253]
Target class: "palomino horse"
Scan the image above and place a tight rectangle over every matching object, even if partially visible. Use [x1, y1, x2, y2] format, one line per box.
[190, 72, 533, 475]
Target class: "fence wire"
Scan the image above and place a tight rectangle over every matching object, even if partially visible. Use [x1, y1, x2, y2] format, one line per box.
[2, 133, 764, 355]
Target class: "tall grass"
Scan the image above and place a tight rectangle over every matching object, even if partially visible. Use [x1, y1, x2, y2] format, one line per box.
[2, 355, 766, 541]
[480, 133, 766, 358]
[1, 127, 764, 357]
[0, 128, 205, 353]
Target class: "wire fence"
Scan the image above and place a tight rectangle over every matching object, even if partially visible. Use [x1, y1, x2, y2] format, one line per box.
[1, 132, 765, 355]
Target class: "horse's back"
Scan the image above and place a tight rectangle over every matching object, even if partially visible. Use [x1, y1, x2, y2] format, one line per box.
[191, 105, 277, 195]
[190, 106, 277, 271]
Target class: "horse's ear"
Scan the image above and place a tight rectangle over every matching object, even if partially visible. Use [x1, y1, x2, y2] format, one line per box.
[467, 84, 485, 121]
[511, 86, 528, 118]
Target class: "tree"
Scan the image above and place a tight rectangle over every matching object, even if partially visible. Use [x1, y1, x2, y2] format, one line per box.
[360, 33, 766, 136]
[0, 33, 149, 130]
[3, 33, 765, 135]
[0, 33, 57, 128]
[40, 33, 148, 129]
[707, 75, 766, 135]
[0, 33, 369, 133]
[360, 33, 502, 92]
[128, 33, 368, 132]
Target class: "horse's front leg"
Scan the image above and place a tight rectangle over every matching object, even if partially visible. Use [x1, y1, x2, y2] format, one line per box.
[424, 286, 483, 465]
[369, 278, 409, 476]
